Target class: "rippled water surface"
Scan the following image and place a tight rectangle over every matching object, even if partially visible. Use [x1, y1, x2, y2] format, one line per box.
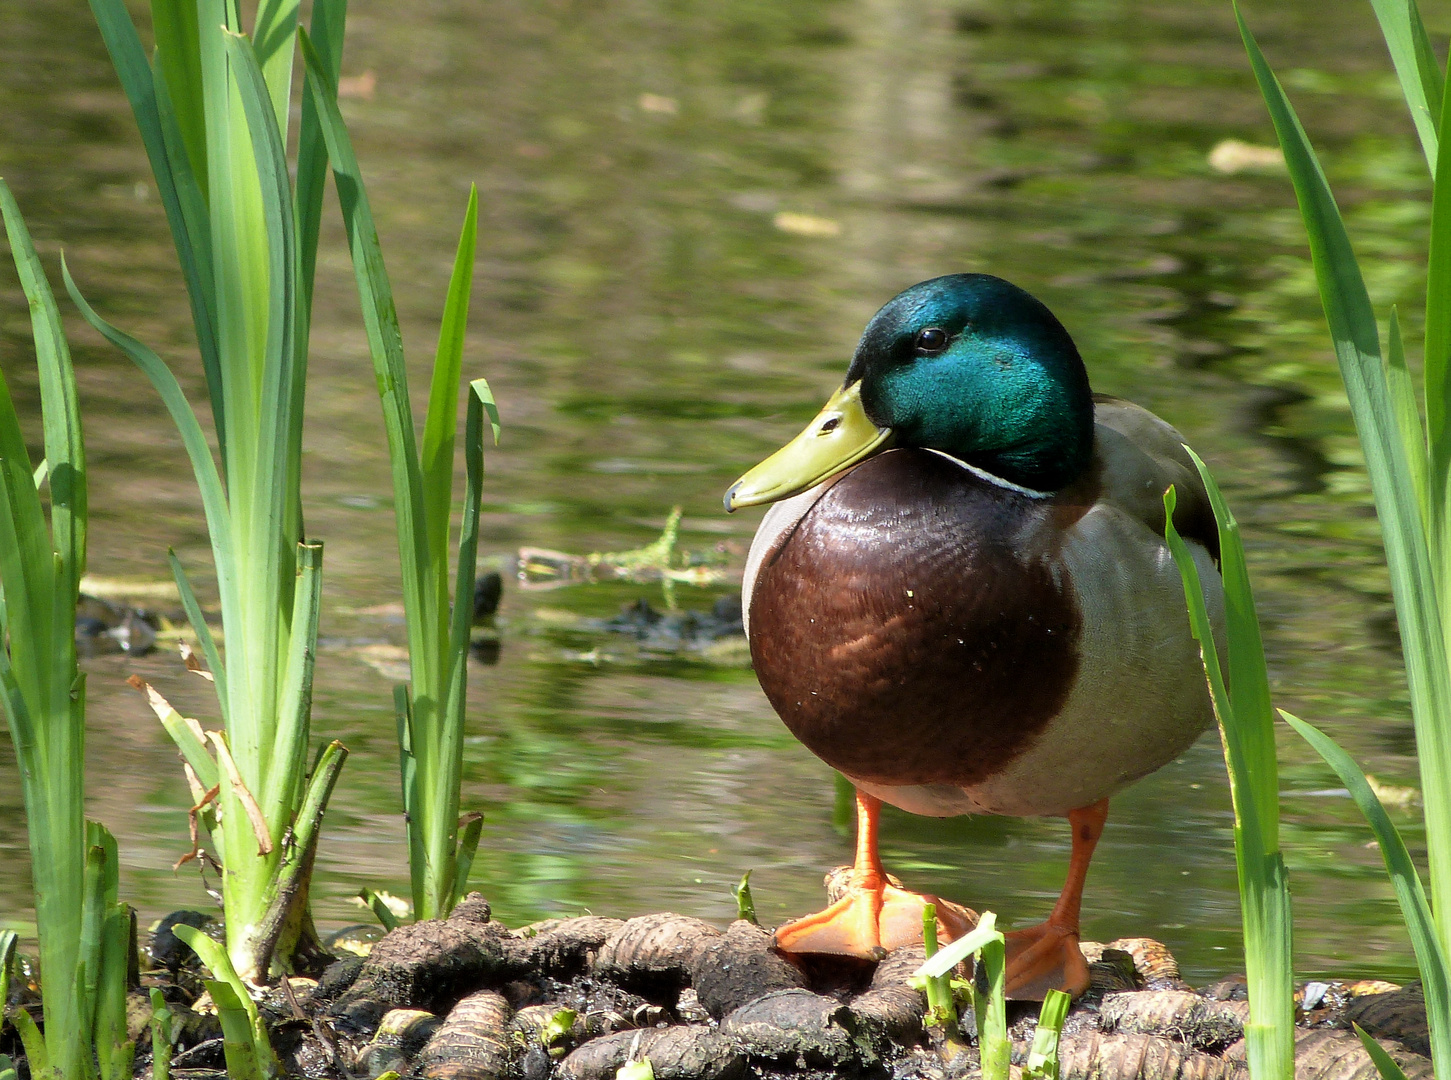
[1, 0, 1446, 983]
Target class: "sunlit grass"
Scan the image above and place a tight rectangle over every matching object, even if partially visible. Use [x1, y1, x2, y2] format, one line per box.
[0, 180, 133, 1079]
[73, 0, 355, 980]
[1198, 2, 1451, 1076]
[1166, 468, 1294, 1080]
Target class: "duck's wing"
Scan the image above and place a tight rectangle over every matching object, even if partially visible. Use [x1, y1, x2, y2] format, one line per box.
[1090, 394, 1219, 563]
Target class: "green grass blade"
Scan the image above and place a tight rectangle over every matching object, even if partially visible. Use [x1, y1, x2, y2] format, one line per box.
[1385, 309, 1429, 521]
[149, 0, 207, 196]
[262, 541, 322, 826]
[1026, 990, 1071, 1080]
[63, 259, 238, 642]
[167, 549, 229, 723]
[299, 24, 430, 632]
[733, 869, 757, 925]
[1368, 0, 1444, 175]
[1166, 480, 1294, 1080]
[916, 911, 999, 979]
[10, 1010, 48, 1079]
[1354, 1022, 1413, 1080]
[90, 0, 225, 454]
[0, 1056, 14, 1080]
[79, 824, 113, 1037]
[252, 0, 300, 142]
[149, 49, 224, 456]
[95, 904, 136, 1080]
[975, 932, 1009, 1080]
[1185, 448, 1277, 840]
[174, 925, 274, 1074]
[0, 182, 84, 609]
[150, 987, 174, 1080]
[295, 0, 347, 329]
[131, 677, 221, 791]
[1238, 2, 1451, 960]
[393, 684, 424, 911]
[451, 813, 483, 912]
[1424, 75, 1451, 502]
[206, 980, 269, 1080]
[1283, 710, 1451, 1073]
[357, 887, 401, 932]
[0, 929, 16, 1013]
[223, 24, 303, 638]
[421, 186, 478, 561]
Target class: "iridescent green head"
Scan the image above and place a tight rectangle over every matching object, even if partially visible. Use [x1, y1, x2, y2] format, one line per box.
[726, 274, 1094, 510]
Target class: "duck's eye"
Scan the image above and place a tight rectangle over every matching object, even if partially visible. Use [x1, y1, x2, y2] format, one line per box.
[914, 327, 949, 354]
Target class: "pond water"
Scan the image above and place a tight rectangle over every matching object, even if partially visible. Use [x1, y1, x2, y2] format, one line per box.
[0, 0, 1443, 984]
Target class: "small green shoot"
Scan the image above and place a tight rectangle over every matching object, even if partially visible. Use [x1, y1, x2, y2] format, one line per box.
[0, 930, 16, 1015]
[358, 887, 402, 932]
[617, 1059, 655, 1080]
[1353, 1023, 1412, 1080]
[207, 980, 269, 1080]
[733, 870, 757, 924]
[150, 988, 174, 1080]
[1025, 990, 1071, 1080]
[920, 904, 957, 1029]
[172, 924, 276, 1076]
[542, 1007, 578, 1058]
[0, 1055, 15, 1080]
[1166, 465, 1295, 1080]
[915, 911, 1006, 1075]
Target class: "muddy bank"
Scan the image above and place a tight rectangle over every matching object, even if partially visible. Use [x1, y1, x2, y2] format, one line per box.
[14, 892, 1433, 1080]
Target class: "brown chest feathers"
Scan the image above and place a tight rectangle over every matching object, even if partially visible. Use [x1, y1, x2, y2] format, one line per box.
[747, 450, 1081, 788]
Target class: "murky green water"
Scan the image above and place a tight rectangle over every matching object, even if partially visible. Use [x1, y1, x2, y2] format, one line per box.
[0, 0, 1445, 983]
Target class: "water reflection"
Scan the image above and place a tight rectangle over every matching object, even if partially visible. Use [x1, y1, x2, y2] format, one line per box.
[0, 0, 1438, 982]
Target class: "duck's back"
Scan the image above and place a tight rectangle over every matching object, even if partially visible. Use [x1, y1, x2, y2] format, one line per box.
[743, 398, 1224, 818]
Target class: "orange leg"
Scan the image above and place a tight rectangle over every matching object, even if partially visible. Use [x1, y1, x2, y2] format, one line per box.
[1004, 798, 1109, 1000]
[773, 789, 977, 960]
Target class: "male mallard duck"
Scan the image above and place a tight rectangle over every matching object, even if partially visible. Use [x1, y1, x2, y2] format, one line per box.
[724, 274, 1224, 999]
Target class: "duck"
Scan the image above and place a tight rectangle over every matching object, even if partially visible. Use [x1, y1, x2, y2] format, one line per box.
[723, 273, 1225, 999]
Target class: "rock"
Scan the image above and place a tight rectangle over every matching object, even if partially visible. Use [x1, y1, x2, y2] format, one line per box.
[558, 1026, 744, 1080]
[592, 913, 722, 999]
[1089, 949, 1142, 997]
[1058, 1029, 1247, 1079]
[520, 916, 625, 978]
[473, 571, 503, 621]
[691, 919, 808, 1019]
[720, 987, 877, 1070]
[330, 894, 529, 1031]
[150, 911, 215, 971]
[1200, 973, 1248, 1001]
[315, 955, 366, 1002]
[417, 990, 513, 1080]
[1225, 1026, 1433, 1080]
[1102, 937, 1187, 990]
[848, 944, 928, 1046]
[1342, 981, 1429, 1057]
[1100, 989, 1247, 1051]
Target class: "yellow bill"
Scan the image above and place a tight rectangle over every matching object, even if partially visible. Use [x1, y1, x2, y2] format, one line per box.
[724, 381, 893, 511]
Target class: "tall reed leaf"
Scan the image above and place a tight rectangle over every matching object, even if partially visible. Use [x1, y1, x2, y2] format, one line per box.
[301, 26, 499, 919]
[1165, 462, 1293, 1080]
[1283, 711, 1451, 1072]
[80, 0, 353, 979]
[0, 179, 130, 1079]
[1368, 0, 1444, 172]
[1236, 3, 1451, 969]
